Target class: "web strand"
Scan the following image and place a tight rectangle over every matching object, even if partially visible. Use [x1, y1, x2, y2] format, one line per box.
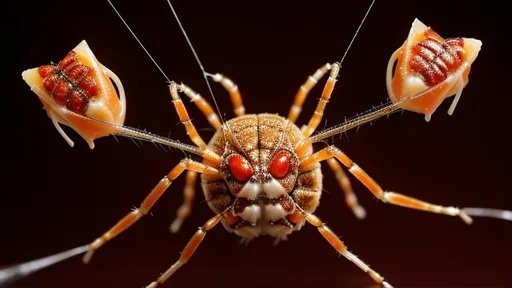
[339, 0, 376, 66]
[165, 0, 225, 124]
[107, 0, 171, 83]
[463, 208, 512, 222]
[0, 245, 88, 286]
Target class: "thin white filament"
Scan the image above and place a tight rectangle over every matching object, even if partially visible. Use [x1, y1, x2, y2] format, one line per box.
[0, 245, 88, 286]
[165, 0, 250, 158]
[339, 0, 376, 66]
[165, 0, 224, 124]
[463, 208, 512, 222]
[106, 0, 171, 83]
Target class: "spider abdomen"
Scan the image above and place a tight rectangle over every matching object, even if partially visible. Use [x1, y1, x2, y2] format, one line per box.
[201, 114, 322, 239]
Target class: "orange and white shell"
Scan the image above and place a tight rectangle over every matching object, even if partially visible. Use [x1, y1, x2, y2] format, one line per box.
[386, 19, 482, 121]
[22, 40, 126, 148]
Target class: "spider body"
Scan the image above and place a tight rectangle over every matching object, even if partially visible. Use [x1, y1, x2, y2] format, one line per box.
[203, 113, 320, 239]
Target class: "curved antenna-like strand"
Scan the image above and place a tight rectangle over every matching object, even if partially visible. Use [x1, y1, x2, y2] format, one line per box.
[463, 208, 512, 222]
[308, 63, 469, 143]
[308, 96, 410, 143]
[114, 125, 204, 156]
[0, 245, 88, 286]
[47, 108, 205, 156]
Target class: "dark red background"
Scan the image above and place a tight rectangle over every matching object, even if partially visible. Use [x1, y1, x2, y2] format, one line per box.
[5, 1, 511, 287]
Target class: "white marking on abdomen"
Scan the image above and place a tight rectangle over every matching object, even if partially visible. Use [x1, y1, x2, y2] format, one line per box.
[238, 182, 262, 199]
[266, 225, 293, 238]
[262, 179, 287, 197]
[264, 204, 287, 222]
[238, 205, 261, 224]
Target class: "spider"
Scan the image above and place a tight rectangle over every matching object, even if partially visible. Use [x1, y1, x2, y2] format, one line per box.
[21, 15, 481, 286]
[16, 0, 512, 285]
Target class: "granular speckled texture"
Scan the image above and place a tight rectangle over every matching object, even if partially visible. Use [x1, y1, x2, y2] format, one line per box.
[201, 114, 322, 227]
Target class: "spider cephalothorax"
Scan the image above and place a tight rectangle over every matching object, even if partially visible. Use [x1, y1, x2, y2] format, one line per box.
[204, 114, 318, 239]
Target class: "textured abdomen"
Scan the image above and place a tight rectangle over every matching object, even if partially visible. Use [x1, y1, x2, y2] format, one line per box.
[409, 29, 465, 86]
[201, 114, 322, 223]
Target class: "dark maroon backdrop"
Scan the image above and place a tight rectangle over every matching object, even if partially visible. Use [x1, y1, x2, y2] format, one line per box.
[5, 1, 511, 287]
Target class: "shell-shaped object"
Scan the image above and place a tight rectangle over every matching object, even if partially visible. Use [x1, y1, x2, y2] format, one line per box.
[386, 19, 482, 121]
[22, 40, 126, 148]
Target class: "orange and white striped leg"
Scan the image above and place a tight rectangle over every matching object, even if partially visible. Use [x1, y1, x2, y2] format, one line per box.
[302, 63, 340, 138]
[300, 146, 473, 224]
[326, 158, 366, 219]
[169, 82, 208, 149]
[176, 83, 222, 130]
[146, 212, 225, 288]
[170, 170, 198, 233]
[209, 73, 245, 116]
[82, 159, 219, 264]
[288, 63, 332, 123]
[300, 208, 392, 288]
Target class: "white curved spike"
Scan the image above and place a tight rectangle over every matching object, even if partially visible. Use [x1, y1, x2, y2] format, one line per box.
[102, 64, 126, 118]
[50, 113, 74, 147]
[386, 48, 401, 102]
[448, 76, 465, 116]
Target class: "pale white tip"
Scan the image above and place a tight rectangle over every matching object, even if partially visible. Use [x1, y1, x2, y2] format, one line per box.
[234, 106, 245, 116]
[459, 211, 474, 225]
[170, 219, 183, 233]
[353, 205, 367, 220]
[82, 249, 94, 264]
[209, 73, 222, 82]
[146, 282, 158, 288]
[382, 281, 394, 288]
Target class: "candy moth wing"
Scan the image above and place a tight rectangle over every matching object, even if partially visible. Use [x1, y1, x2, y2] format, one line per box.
[22, 40, 126, 148]
[386, 19, 482, 120]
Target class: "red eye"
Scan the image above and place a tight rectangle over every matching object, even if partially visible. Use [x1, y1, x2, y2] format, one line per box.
[269, 150, 291, 178]
[228, 154, 253, 182]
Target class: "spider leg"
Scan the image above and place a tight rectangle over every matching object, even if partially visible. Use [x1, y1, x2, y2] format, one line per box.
[168, 82, 226, 232]
[175, 83, 222, 129]
[169, 170, 198, 233]
[299, 208, 392, 288]
[82, 159, 220, 263]
[288, 63, 332, 123]
[300, 145, 473, 224]
[146, 212, 225, 288]
[209, 73, 245, 116]
[169, 82, 214, 149]
[302, 63, 340, 138]
[326, 158, 366, 219]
